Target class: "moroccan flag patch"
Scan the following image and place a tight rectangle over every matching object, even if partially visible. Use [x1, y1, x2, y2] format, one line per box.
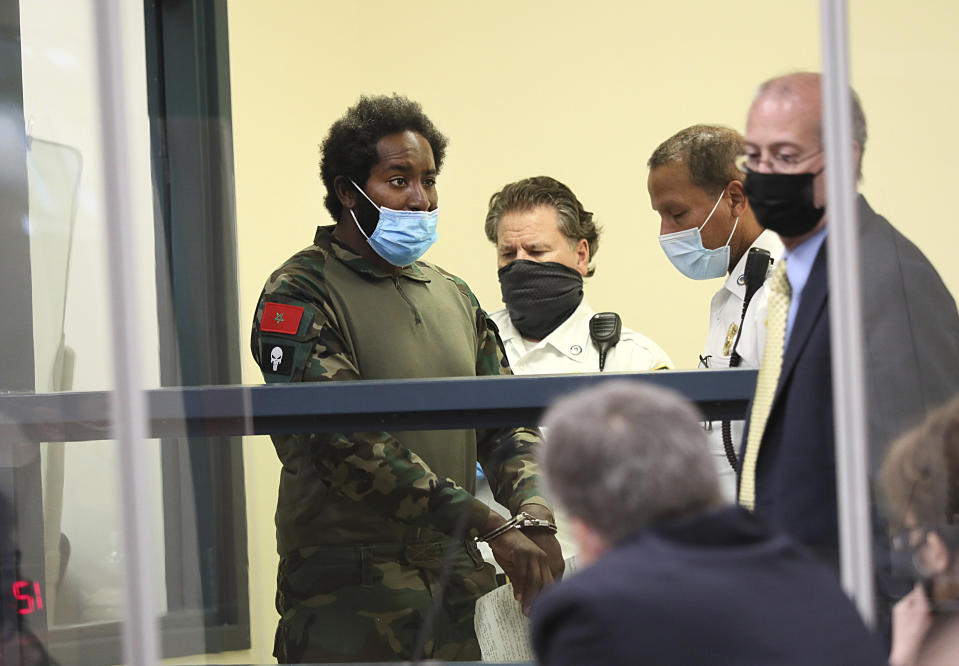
[261, 302, 304, 335]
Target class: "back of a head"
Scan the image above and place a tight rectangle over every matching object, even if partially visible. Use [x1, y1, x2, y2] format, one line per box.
[647, 124, 745, 197]
[880, 394, 959, 533]
[484, 175, 600, 277]
[540, 380, 722, 544]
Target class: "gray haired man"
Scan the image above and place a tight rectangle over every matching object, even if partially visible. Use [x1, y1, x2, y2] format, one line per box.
[484, 175, 671, 375]
[529, 380, 885, 666]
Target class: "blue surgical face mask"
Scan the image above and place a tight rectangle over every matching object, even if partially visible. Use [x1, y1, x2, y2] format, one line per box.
[658, 190, 738, 281]
[349, 180, 439, 267]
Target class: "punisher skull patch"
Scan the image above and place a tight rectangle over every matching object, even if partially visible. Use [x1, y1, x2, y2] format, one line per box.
[261, 342, 294, 376]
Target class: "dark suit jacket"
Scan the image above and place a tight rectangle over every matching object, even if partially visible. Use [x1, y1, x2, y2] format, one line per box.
[740, 195, 959, 566]
[530, 507, 886, 666]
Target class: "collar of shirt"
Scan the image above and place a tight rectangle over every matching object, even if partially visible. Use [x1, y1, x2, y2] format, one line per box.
[720, 229, 784, 299]
[498, 299, 596, 364]
[314, 224, 430, 282]
[782, 226, 827, 345]
[782, 226, 827, 302]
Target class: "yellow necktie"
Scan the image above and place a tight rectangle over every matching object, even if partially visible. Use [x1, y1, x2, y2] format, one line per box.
[739, 259, 791, 511]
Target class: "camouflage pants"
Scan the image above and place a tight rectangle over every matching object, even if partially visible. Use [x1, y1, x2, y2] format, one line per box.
[274, 538, 497, 663]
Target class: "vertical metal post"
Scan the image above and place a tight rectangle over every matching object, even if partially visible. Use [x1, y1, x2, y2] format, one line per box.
[0, 0, 36, 392]
[820, 0, 875, 627]
[92, 2, 160, 664]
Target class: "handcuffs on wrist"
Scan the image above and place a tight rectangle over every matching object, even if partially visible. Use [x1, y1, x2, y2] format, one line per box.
[474, 511, 557, 543]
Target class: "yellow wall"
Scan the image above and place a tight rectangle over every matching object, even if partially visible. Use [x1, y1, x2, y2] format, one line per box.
[216, 1, 959, 661]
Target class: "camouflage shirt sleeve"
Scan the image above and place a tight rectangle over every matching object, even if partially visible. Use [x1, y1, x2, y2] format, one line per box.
[438, 269, 552, 517]
[252, 263, 490, 537]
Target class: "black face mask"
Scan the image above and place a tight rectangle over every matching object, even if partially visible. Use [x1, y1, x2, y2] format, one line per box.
[743, 170, 826, 238]
[498, 260, 583, 340]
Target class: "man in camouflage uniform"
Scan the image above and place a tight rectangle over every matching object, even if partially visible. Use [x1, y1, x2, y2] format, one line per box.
[251, 94, 563, 663]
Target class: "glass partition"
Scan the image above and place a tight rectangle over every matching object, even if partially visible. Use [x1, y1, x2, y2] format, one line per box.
[13, 0, 948, 663]
[846, 0, 959, 658]
[6, 0, 248, 663]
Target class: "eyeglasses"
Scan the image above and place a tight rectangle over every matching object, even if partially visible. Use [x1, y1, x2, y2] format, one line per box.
[889, 523, 959, 567]
[736, 149, 823, 174]
[890, 526, 928, 553]
[889, 526, 934, 577]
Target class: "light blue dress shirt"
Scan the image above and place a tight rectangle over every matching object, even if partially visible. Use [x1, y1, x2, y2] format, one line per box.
[782, 227, 827, 348]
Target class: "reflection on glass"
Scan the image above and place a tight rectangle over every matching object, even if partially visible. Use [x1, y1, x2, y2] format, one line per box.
[0, 487, 58, 665]
[26, 137, 80, 630]
[19, 1, 171, 655]
[23, 136, 140, 630]
[847, 0, 959, 655]
[27, 137, 80, 396]
[13, 0, 959, 662]
[880, 396, 959, 666]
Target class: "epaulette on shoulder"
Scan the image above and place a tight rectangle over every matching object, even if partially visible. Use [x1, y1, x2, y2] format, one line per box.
[428, 263, 480, 307]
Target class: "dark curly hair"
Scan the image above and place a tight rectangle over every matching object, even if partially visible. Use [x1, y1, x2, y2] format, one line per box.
[484, 176, 601, 277]
[319, 94, 448, 220]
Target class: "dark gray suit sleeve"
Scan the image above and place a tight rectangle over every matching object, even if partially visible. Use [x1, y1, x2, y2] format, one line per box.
[858, 198, 959, 472]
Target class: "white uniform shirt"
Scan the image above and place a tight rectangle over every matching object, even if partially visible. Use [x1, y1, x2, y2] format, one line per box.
[701, 230, 783, 500]
[490, 300, 672, 375]
[481, 299, 670, 564]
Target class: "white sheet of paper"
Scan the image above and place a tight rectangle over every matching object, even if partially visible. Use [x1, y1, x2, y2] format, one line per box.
[474, 580, 532, 662]
[474, 556, 578, 662]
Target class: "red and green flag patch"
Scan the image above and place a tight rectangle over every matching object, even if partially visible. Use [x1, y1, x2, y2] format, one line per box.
[261, 302, 304, 335]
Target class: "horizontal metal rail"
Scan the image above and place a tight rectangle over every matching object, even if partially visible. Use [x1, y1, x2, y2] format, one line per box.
[0, 368, 757, 443]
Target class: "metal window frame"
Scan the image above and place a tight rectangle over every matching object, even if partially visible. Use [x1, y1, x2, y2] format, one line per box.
[142, 0, 249, 648]
[0, 0, 47, 656]
[0, 370, 758, 443]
